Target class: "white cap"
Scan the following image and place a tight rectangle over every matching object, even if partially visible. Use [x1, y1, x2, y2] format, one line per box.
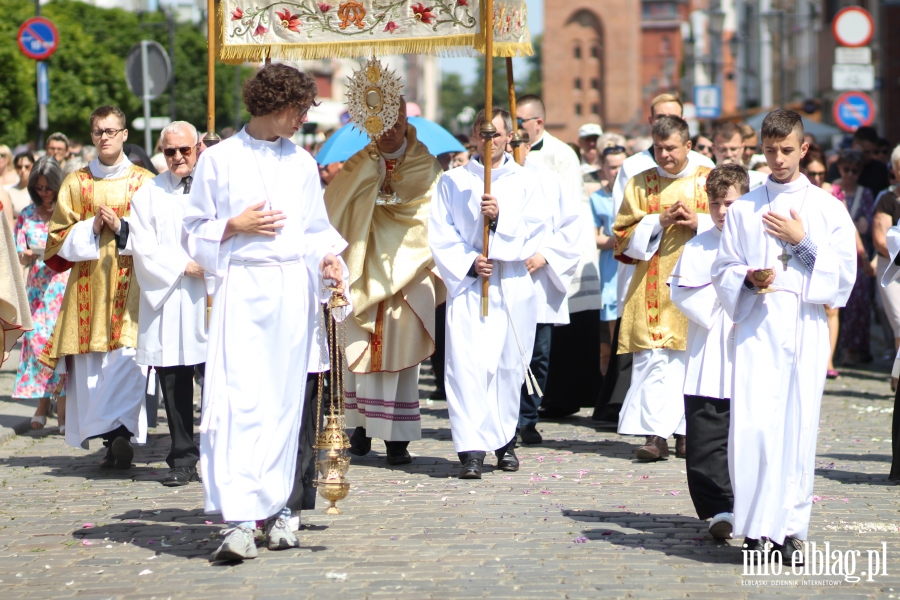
[578, 123, 603, 138]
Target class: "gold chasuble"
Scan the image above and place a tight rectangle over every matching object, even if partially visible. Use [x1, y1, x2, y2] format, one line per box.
[613, 166, 711, 353]
[325, 125, 446, 374]
[40, 165, 153, 368]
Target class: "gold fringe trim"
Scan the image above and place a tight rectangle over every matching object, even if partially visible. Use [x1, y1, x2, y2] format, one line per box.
[215, 1, 532, 64]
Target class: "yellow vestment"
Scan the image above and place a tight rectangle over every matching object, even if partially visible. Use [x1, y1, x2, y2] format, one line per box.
[324, 125, 446, 373]
[614, 166, 711, 353]
[40, 165, 153, 368]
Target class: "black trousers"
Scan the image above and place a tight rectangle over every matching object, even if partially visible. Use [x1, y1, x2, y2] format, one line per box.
[684, 394, 733, 519]
[541, 310, 602, 414]
[158, 364, 202, 468]
[891, 384, 900, 481]
[594, 317, 632, 418]
[518, 323, 553, 428]
[287, 373, 325, 512]
[432, 304, 446, 393]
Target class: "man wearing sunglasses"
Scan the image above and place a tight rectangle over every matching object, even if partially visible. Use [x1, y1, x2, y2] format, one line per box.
[594, 94, 715, 426]
[123, 121, 207, 487]
[516, 95, 601, 433]
[711, 122, 767, 190]
[40, 105, 155, 469]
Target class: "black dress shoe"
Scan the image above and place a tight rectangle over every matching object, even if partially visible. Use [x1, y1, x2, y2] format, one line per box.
[674, 434, 687, 459]
[110, 437, 133, 470]
[384, 441, 412, 466]
[771, 537, 805, 566]
[163, 466, 200, 487]
[519, 424, 543, 445]
[458, 458, 483, 479]
[496, 446, 519, 472]
[428, 388, 446, 400]
[348, 427, 372, 456]
[741, 538, 769, 564]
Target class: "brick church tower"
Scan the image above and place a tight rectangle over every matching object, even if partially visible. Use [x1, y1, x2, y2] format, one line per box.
[541, 0, 642, 143]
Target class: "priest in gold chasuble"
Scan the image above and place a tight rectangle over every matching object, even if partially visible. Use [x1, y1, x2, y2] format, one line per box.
[325, 61, 444, 465]
[613, 116, 712, 462]
[40, 106, 153, 463]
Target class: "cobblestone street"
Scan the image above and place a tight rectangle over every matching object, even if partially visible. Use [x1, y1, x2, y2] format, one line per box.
[1, 357, 899, 599]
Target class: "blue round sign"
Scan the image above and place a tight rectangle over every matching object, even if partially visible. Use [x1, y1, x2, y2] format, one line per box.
[832, 91, 875, 133]
[17, 17, 59, 61]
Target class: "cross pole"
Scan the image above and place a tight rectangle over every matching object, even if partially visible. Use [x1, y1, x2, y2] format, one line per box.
[480, 0, 495, 317]
[204, 0, 220, 147]
[507, 57, 523, 165]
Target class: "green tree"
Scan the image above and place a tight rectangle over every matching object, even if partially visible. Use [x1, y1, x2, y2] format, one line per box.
[521, 34, 542, 98]
[438, 72, 470, 132]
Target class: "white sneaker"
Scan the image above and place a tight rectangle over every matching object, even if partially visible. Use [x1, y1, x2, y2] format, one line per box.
[266, 515, 300, 550]
[288, 512, 301, 532]
[212, 525, 258, 561]
[708, 512, 734, 540]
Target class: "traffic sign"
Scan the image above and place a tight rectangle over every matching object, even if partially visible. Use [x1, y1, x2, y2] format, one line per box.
[832, 7, 874, 48]
[125, 41, 171, 100]
[835, 47, 871, 65]
[832, 64, 875, 91]
[37, 62, 49, 105]
[132, 117, 172, 130]
[694, 85, 721, 119]
[832, 91, 876, 132]
[17, 17, 59, 61]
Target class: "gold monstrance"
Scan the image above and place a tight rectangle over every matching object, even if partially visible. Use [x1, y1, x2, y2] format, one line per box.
[313, 287, 352, 515]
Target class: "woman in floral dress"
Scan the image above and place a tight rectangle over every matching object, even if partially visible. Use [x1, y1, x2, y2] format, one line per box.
[14, 157, 69, 431]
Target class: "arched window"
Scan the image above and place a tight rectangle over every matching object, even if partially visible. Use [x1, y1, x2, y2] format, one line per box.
[574, 78, 582, 90]
[564, 10, 605, 125]
[575, 103, 583, 116]
[574, 46, 582, 59]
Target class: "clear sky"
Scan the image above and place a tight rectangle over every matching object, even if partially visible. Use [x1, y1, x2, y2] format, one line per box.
[441, 0, 544, 85]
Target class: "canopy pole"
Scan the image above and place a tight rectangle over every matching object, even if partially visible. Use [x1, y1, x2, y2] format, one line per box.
[204, 0, 220, 147]
[506, 58, 523, 166]
[480, 0, 495, 317]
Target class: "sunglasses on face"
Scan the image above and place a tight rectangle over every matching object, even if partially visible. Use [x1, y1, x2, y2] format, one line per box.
[840, 166, 860, 175]
[694, 144, 710, 151]
[516, 117, 538, 126]
[34, 185, 56, 193]
[163, 145, 196, 158]
[603, 145, 627, 156]
[807, 170, 826, 178]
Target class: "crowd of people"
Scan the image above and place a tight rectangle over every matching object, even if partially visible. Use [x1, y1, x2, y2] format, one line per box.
[0, 61, 898, 567]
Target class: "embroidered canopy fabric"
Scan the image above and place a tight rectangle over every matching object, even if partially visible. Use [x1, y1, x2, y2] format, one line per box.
[219, 0, 532, 62]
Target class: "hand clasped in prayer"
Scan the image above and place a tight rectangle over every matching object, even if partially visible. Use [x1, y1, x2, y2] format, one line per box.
[94, 204, 121, 235]
[659, 200, 698, 230]
[763, 208, 805, 246]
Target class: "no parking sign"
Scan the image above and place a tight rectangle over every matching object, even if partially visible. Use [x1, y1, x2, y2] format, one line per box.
[17, 17, 59, 61]
[832, 91, 875, 132]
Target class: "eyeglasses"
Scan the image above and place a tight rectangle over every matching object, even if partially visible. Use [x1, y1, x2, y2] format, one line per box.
[163, 145, 197, 158]
[694, 144, 710, 152]
[33, 185, 56, 193]
[807, 170, 826, 178]
[603, 145, 626, 156]
[516, 117, 539, 126]
[839, 166, 860, 175]
[91, 128, 125, 139]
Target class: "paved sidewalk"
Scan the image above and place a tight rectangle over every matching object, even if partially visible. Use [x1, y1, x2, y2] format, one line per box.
[0, 359, 898, 598]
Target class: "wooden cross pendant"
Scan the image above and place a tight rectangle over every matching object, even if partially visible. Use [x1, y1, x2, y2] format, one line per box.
[778, 248, 791, 271]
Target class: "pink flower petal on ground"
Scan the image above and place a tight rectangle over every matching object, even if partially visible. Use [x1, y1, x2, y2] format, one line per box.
[502, 476, 512, 480]
[812, 495, 822, 503]
[535, 455, 544, 463]
[551, 473, 562, 478]
[541, 490, 552, 494]
[640, 475, 650, 479]
[82, 523, 94, 528]
[841, 498, 849, 503]
[578, 470, 589, 477]
[81, 540, 95, 546]
[670, 491, 679, 496]
[205, 521, 213, 525]
[573, 536, 589, 543]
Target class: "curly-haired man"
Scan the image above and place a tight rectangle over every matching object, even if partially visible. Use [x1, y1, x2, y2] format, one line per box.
[183, 63, 349, 561]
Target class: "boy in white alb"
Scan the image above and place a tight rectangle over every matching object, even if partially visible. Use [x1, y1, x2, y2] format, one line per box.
[711, 110, 856, 564]
[669, 164, 748, 541]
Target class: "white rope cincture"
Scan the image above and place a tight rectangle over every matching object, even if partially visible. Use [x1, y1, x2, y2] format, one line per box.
[498, 262, 543, 398]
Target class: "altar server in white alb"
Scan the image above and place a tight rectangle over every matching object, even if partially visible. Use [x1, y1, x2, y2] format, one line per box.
[182, 65, 348, 562]
[712, 110, 856, 563]
[126, 121, 207, 487]
[430, 107, 549, 480]
[515, 130, 582, 442]
[669, 164, 748, 541]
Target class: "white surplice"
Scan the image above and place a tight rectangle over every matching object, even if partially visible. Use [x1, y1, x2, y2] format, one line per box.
[880, 226, 900, 376]
[711, 175, 856, 544]
[612, 149, 715, 318]
[527, 132, 599, 312]
[616, 164, 714, 438]
[668, 227, 733, 399]
[523, 162, 582, 324]
[58, 158, 148, 449]
[430, 155, 549, 452]
[126, 170, 207, 367]
[182, 128, 349, 522]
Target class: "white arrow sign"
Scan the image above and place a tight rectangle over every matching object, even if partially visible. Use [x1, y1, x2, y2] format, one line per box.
[132, 116, 171, 131]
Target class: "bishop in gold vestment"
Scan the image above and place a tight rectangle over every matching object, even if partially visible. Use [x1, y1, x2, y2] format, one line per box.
[613, 160, 712, 446]
[325, 111, 444, 459]
[41, 156, 153, 453]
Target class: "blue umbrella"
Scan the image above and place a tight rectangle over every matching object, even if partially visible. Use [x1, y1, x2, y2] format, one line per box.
[315, 117, 465, 166]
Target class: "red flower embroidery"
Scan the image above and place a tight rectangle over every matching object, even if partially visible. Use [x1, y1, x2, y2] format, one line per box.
[318, 2, 332, 12]
[253, 24, 268, 36]
[276, 9, 301, 32]
[457, 0, 467, 5]
[231, 7, 243, 20]
[384, 21, 399, 33]
[411, 2, 435, 24]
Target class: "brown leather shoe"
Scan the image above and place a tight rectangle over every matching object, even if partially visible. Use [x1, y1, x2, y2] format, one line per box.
[635, 435, 669, 461]
[674, 434, 687, 459]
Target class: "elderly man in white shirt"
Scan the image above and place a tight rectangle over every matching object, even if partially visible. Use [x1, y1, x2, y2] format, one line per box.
[126, 121, 207, 486]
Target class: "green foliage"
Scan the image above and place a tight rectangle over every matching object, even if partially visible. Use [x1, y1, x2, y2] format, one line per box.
[0, 0, 253, 149]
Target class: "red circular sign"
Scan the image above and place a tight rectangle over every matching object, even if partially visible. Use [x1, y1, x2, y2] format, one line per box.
[832, 91, 876, 132]
[17, 17, 59, 61]
[832, 7, 874, 48]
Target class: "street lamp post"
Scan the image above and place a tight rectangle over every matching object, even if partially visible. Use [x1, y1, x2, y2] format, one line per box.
[708, 9, 727, 89]
[761, 10, 786, 108]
